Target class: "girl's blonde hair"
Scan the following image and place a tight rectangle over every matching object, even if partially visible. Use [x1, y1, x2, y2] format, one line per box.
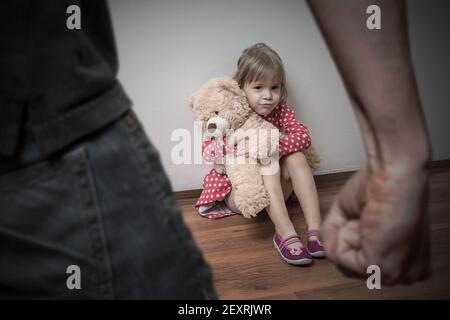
[233, 43, 287, 101]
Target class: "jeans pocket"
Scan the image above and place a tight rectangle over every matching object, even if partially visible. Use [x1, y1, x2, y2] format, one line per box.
[69, 147, 115, 299]
[0, 146, 114, 299]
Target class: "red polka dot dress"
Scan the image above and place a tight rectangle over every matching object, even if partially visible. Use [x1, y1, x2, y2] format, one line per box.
[263, 102, 312, 158]
[195, 101, 311, 219]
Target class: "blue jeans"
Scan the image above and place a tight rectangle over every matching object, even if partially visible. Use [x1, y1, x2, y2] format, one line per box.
[0, 110, 217, 299]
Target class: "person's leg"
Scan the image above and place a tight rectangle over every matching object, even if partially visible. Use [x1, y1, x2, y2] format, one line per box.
[226, 159, 302, 251]
[225, 159, 293, 213]
[279, 158, 294, 203]
[0, 110, 217, 299]
[83, 110, 217, 299]
[283, 152, 322, 240]
[262, 159, 306, 252]
[0, 130, 115, 298]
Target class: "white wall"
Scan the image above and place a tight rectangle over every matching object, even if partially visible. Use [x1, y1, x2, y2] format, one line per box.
[109, 0, 450, 192]
[407, 0, 450, 162]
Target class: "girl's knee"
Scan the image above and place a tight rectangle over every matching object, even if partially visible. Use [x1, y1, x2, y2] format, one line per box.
[285, 152, 308, 168]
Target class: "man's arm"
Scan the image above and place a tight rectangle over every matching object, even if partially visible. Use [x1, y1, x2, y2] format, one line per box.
[307, 0, 431, 170]
[306, 0, 432, 285]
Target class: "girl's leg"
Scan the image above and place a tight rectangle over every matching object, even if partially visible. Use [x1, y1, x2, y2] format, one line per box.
[225, 161, 301, 250]
[262, 162, 296, 238]
[225, 160, 293, 213]
[283, 152, 322, 239]
[262, 160, 304, 249]
[261, 160, 304, 251]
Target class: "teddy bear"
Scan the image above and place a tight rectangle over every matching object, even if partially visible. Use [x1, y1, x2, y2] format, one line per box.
[189, 77, 320, 218]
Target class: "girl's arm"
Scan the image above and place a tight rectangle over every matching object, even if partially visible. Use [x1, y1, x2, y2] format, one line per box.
[278, 104, 312, 158]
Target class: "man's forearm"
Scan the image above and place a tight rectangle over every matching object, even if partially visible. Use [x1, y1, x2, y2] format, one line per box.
[307, 0, 431, 168]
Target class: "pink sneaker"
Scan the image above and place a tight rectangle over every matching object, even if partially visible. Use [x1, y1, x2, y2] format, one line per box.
[306, 229, 326, 258]
[273, 232, 312, 266]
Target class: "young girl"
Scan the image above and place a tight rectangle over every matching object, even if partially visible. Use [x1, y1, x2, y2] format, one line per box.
[195, 43, 324, 265]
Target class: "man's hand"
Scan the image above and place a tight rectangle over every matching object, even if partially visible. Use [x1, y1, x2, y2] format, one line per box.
[323, 163, 431, 285]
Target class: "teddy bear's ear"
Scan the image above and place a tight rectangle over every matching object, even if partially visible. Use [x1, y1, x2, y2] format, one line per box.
[220, 77, 245, 98]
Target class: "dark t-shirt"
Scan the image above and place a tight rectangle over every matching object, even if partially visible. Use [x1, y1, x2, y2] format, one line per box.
[0, 0, 132, 157]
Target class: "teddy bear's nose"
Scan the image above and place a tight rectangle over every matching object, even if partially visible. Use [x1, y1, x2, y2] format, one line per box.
[207, 123, 217, 131]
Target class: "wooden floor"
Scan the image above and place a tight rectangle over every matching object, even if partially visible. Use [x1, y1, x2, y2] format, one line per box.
[178, 166, 450, 299]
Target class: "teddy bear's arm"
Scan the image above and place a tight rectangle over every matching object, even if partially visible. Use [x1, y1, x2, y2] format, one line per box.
[229, 113, 279, 159]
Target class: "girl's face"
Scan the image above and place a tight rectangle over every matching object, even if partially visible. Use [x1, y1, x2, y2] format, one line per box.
[243, 78, 281, 117]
